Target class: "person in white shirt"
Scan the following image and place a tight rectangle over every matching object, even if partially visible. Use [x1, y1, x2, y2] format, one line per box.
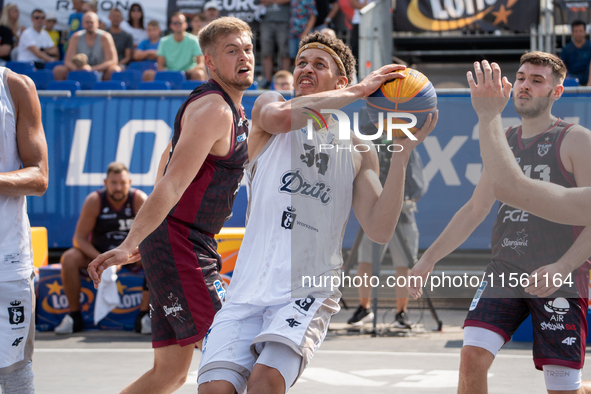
[16, 9, 58, 66]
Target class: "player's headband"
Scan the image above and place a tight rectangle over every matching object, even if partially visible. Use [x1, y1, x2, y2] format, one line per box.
[296, 42, 346, 77]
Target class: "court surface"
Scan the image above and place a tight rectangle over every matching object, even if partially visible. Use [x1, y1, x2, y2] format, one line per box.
[34, 308, 591, 393]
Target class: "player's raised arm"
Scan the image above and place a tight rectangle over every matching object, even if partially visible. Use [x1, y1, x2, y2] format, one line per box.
[407, 169, 497, 299]
[470, 60, 591, 225]
[352, 111, 438, 244]
[87, 97, 233, 287]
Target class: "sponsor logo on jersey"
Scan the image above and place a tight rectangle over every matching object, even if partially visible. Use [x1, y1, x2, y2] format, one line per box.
[538, 141, 552, 157]
[163, 293, 185, 322]
[8, 301, 24, 325]
[502, 209, 529, 223]
[279, 169, 332, 204]
[295, 296, 316, 312]
[100, 213, 117, 219]
[501, 229, 528, 255]
[125, 206, 132, 217]
[469, 281, 487, 311]
[300, 144, 330, 176]
[213, 280, 226, 302]
[281, 206, 296, 230]
[237, 133, 247, 143]
[286, 318, 301, 328]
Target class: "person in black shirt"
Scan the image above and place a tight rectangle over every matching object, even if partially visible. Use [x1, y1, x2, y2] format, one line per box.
[0, 24, 14, 63]
[54, 162, 147, 334]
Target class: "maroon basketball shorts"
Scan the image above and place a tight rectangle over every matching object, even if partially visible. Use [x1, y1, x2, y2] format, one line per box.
[139, 219, 227, 348]
[465, 261, 589, 370]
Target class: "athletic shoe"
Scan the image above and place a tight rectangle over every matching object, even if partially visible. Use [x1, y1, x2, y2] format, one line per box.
[347, 305, 374, 326]
[54, 314, 84, 335]
[140, 313, 151, 335]
[393, 311, 413, 329]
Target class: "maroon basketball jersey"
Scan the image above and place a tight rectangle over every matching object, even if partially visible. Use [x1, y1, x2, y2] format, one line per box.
[165, 80, 249, 236]
[491, 119, 590, 274]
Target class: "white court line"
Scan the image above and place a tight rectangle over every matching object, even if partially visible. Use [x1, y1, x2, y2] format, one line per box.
[36, 349, 588, 361]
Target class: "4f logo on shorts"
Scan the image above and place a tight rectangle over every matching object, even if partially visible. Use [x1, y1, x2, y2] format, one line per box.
[295, 296, 316, 312]
[286, 318, 301, 328]
[281, 206, 296, 230]
[11, 337, 23, 347]
[562, 337, 577, 345]
[8, 300, 24, 325]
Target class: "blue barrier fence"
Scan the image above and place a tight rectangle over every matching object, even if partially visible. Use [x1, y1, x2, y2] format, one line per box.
[29, 89, 591, 250]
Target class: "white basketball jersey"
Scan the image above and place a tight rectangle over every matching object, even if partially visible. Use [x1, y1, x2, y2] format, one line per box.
[227, 123, 355, 305]
[0, 67, 33, 282]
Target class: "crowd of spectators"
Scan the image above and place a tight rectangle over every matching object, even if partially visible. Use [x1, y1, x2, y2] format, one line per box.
[0, 0, 351, 88]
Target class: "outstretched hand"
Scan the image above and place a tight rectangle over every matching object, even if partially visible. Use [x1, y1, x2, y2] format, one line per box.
[358, 64, 407, 97]
[87, 246, 134, 289]
[466, 60, 512, 119]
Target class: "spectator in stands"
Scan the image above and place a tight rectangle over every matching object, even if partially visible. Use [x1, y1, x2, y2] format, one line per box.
[0, 4, 23, 46]
[53, 12, 121, 81]
[133, 20, 161, 61]
[108, 8, 133, 68]
[68, 0, 85, 37]
[290, 0, 317, 60]
[313, 0, 340, 32]
[203, 1, 221, 23]
[122, 3, 148, 48]
[260, 0, 290, 89]
[272, 69, 293, 91]
[190, 12, 207, 34]
[45, 13, 60, 49]
[82, 0, 107, 30]
[143, 13, 206, 81]
[17, 9, 59, 68]
[0, 10, 15, 65]
[561, 20, 591, 86]
[54, 162, 148, 334]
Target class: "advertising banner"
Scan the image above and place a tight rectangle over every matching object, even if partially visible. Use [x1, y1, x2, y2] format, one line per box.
[394, 0, 540, 32]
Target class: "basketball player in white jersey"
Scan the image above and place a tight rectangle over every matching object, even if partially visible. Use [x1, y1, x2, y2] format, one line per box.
[198, 31, 438, 394]
[0, 69, 48, 393]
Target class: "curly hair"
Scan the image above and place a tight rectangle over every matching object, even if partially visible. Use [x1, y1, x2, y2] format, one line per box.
[299, 32, 356, 86]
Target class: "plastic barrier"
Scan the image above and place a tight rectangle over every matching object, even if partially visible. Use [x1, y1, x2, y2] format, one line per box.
[31, 227, 48, 268]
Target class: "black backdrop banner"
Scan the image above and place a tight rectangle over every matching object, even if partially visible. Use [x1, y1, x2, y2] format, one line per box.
[166, 0, 262, 26]
[554, 0, 591, 25]
[395, 0, 540, 32]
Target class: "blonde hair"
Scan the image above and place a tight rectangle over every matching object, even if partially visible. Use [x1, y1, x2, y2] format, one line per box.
[198, 17, 252, 56]
[0, 4, 21, 37]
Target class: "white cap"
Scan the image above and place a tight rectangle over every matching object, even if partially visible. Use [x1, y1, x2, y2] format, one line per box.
[204, 1, 221, 10]
[45, 12, 57, 21]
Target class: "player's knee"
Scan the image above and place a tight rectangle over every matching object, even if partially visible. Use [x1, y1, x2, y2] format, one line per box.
[460, 346, 494, 373]
[248, 364, 285, 393]
[543, 365, 582, 392]
[60, 248, 86, 270]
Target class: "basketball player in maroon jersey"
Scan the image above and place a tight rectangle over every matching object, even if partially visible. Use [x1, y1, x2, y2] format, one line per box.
[87, 17, 254, 394]
[409, 52, 591, 393]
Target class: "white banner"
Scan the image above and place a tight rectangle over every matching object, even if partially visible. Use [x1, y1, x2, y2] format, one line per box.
[15, 0, 168, 31]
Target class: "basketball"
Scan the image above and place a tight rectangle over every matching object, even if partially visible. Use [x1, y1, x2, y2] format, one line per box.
[366, 68, 437, 138]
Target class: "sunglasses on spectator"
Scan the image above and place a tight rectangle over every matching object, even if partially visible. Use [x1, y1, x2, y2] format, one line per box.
[131, 8, 141, 12]
[171, 21, 183, 25]
[33, 15, 45, 20]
